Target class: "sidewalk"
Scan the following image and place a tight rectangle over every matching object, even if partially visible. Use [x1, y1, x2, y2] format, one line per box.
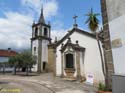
[0, 73, 97, 93]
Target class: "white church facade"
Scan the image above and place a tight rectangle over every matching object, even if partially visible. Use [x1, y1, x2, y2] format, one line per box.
[31, 9, 104, 84]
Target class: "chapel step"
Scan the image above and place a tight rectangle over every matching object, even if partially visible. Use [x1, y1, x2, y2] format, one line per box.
[62, 77, 77, 81]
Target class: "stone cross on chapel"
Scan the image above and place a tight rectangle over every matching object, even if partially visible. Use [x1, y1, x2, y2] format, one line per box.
[73, 15, 78, 28]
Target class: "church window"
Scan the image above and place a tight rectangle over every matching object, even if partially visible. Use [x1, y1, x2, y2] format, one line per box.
[44, 28, 48, 36]
[34, 47, 36, 55]
[35, 27, 38, 37]
[65, 53, 74, 68]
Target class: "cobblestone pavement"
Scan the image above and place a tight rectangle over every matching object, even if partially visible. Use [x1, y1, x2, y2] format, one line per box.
[0, 73, 97, 93]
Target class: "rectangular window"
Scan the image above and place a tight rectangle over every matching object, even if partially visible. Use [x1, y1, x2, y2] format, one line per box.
[34, 47, 36, 55]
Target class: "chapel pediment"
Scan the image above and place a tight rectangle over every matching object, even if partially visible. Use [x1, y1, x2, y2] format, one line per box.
[60, 37, 85, 53]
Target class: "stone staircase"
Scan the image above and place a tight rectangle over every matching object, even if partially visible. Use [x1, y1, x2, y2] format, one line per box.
[63, 69, 76, 81]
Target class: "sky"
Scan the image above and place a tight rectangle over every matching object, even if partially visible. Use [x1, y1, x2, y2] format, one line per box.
[0, 0, 102, 51]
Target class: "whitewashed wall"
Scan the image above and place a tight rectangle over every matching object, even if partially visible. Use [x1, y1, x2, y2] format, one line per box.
[56, 31, 104, 83]
[56, 44, 62, 76]
[32, 40, 38, 71]
[42, 40, 49, 62]
[80, 51, 85, 77]
[106, 0, 125, 74]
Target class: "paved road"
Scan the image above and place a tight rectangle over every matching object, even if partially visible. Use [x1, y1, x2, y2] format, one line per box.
[0, 74, 97, 93]
[0, 79, 53, 93]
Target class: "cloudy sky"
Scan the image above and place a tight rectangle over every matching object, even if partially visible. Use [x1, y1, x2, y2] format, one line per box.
[0, 0, 101, 51]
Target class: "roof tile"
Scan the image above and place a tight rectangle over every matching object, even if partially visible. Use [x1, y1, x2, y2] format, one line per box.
[0, 49, 17, 57]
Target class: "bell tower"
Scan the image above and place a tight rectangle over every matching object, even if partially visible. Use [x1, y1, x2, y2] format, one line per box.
[31, 8, 51, 73]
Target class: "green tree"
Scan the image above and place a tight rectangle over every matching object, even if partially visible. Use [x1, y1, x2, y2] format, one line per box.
[9, 54, 21, 75]
[85, 8, 106, 80]
[20, 51, 36, 75]
[9, 50, 36, 75]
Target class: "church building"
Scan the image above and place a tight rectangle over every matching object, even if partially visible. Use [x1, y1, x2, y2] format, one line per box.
[31, 9, 104, 84]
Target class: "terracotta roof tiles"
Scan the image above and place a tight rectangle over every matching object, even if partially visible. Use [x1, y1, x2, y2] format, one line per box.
[0, 49, 17, 57]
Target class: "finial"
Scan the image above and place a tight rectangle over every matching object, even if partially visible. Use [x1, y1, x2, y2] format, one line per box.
[101, 27, 103, 31]
[55, 37, 57, 43]
[76, 40, 78, 44]
[68, 37, 71, 40]
[32, 20, 35, 26]
[38, 5, 45, 23]
[73, 15, 78, 28]
[76, 40, 79, 46]
[61, 43, 64, 48]
[41, 4, 44, 15]
[67, 37, 71, 43]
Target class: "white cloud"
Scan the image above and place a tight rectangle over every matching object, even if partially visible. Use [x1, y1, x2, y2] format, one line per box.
[22, 0, 42, 10]
[21, 0, 58, 19]
[51, 29, 67, 42]
[44, 1, 58, 19]
[0, 10, 66, 51]
[0, 0, 66, 51]
[0, 11, 33, 50]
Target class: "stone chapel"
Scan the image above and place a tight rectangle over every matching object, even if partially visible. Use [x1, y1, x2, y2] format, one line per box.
[31, 9, 104, 84]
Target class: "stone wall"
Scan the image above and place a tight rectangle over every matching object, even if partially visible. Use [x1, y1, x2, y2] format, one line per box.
[48, 45, 56, 75]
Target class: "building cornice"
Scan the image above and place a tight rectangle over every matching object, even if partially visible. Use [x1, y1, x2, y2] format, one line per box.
[31, 36, 51, 41]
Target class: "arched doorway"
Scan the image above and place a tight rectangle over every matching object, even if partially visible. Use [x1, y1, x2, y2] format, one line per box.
[65, 53, 74, 68]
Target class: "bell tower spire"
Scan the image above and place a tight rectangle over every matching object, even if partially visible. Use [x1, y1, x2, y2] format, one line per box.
[31, 6, 51, 73]
[38, 6, 45, 23]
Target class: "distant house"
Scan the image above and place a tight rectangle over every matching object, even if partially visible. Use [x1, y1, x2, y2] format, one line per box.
[0, 48, 17, 63]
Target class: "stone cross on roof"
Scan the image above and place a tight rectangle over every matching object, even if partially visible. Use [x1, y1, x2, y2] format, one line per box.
[73, 15, 78, 28]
